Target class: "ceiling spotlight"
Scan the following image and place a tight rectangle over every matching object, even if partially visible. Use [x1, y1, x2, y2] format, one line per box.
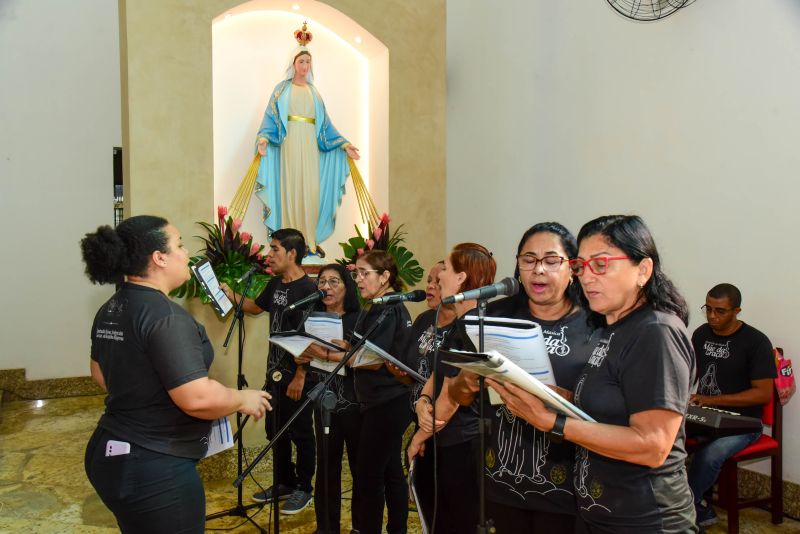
[354, 36, 362, 45]
[292, 4, 300, 10]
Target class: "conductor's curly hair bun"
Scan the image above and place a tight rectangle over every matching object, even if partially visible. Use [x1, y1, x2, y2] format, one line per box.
[80, 215, 169, 285]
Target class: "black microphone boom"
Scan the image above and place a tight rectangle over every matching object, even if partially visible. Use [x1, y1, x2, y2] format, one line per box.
[441, 277, 519, 305]
[371, 290, 427, 305]
[236, 264, 261, 284]
[287, 289, 326, 311]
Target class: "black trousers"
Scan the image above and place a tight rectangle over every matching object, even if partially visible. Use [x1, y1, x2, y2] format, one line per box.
[267, 376, 316, 492]
[413, 437, 481, 534]
[84, 427, 205, 534]
[354, 393, 411, 534]
[313, 406, 363, 533]
[487, 499, 578, 534]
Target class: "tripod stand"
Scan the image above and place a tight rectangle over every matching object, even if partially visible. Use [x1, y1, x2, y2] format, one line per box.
[205, 274, 267, 533]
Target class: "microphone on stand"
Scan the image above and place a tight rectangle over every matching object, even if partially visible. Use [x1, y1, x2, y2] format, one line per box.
[441, 277, 519, 305]
[287, 289, 326, 311]
[371, 290, 427, 305]
[236, 264, 262, 284]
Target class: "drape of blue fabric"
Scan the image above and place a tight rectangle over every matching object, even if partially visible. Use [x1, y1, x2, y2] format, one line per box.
[255, 79, 350, 247]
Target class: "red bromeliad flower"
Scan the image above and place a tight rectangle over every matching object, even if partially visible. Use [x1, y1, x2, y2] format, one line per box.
[240, 231, 252, 244]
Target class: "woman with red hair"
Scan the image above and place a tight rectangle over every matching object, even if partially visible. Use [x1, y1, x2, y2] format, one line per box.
[406, 243, 496, 533]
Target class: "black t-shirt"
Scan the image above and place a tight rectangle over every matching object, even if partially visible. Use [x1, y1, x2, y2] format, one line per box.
[351, 299, 412, 408]
[90, 283, 213, 459]
[406, 309, 443, 413]
[573, 306, 695, 531]
[483, 295, 595, 514]
[406, 311, 480, 447]
[693, 322, 775, 419]
[308, 311, 360, 415]
[255, 274, 318, 380]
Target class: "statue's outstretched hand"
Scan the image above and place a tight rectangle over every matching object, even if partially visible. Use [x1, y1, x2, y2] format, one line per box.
[345, 144, 360, 160]
[257, 138, 267, 157]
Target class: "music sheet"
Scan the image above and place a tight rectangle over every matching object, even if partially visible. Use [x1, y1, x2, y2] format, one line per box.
[441, 349, 595, 421]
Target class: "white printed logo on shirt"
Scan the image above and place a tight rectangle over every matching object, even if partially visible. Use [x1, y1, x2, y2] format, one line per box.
[542, 326, 570, 357]
[703, 340, 731, 360]
[587, 333, 614, 368]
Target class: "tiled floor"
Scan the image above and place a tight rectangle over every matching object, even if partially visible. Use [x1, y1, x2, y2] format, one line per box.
[0, 395, 797, 533]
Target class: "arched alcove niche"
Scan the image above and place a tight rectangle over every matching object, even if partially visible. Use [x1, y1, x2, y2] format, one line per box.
[212, 0, 389, 252]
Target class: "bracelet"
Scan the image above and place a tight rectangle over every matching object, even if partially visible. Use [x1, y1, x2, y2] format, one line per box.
[415, 394, 432, 406]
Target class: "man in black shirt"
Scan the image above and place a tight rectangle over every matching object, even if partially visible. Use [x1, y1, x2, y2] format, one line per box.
[222, 228, 318, 514]
[687, 283, 776, 528]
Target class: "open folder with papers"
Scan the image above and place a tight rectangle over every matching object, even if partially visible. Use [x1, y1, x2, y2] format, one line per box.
[440, 348, 595, 422]
[270, 326, 347, 376]
[350, 333, 426, 384]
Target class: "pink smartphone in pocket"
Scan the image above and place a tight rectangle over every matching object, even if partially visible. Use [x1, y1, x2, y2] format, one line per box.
[105, 439, 131, 457]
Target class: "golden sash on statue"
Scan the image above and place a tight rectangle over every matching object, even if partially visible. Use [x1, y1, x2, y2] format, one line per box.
[287, 114, 315, 124]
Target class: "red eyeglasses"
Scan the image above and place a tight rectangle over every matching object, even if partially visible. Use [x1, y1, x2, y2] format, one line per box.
[568, 256, 631, 276]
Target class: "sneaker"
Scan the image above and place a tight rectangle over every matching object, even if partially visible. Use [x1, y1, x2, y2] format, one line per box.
[281, 489, 312, 514]
[253, 483, 293, 503]
[696, 503, 718, 528]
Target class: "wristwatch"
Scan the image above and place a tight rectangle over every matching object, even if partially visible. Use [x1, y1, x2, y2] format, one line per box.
[548, 413, 567, 443]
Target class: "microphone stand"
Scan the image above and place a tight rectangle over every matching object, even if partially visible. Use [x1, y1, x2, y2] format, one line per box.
[310, 381, 337, 534]
[233, 306, 393, 530]
[475, 298, 492, 534]
[206, 273, 268, 533]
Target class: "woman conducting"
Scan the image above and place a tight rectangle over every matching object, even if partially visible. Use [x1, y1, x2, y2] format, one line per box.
[449, 222, 595, 533]
[406, 243, 496, 533]
[80, 215, 271, 534]
[488, 215, 697, 533]
[255, 24, 360, 254]
[295, 263, 363, 534]
[350, 250, 413, 534]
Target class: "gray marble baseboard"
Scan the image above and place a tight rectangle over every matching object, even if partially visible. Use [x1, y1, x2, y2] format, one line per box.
[0, 369, 103, 403]
[737, 467, 799, 519]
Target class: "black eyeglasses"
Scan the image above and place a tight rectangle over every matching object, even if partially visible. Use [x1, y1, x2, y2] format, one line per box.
[701, 304, 736, 315]
[516, 254, 567, 272]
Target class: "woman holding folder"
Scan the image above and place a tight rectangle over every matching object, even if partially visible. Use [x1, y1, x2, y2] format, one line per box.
[295, 263, 362, 534]
[447, 222, 594, 533]
[406, 243, 496, 534]
[488, 215, 696, 533]
[350, 250, 413, 534]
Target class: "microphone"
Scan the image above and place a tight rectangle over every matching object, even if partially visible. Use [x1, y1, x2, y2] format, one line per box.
[441, 277, 519, 305]
[287, 289, 326, 311]
[371, 289, 427, 305]
[236, 264, 261, 284]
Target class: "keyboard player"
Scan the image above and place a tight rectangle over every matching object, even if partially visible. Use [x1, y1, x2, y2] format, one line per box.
[686, 283, 777, 528]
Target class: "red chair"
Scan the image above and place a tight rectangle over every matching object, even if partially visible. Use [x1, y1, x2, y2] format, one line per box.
[712, 385, 783, 533]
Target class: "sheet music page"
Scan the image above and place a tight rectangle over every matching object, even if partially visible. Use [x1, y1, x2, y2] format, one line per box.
[351, 337, 391, 367]
[349, 334, 426, 384]
[463, 317, 555, 384]
[442, 349, 595, 422]
[304, 312, 346, 376]
[193, 261, 233, 316]
[269, 335, 315, 357]
[204, 416, 234, 457]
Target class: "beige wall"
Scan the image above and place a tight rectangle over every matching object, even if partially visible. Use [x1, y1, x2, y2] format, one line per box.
[120, 0, 445, 268]
[119, 0, 446, 440]
[0, 0, 121, 380]
[447, 0, 800, 482]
